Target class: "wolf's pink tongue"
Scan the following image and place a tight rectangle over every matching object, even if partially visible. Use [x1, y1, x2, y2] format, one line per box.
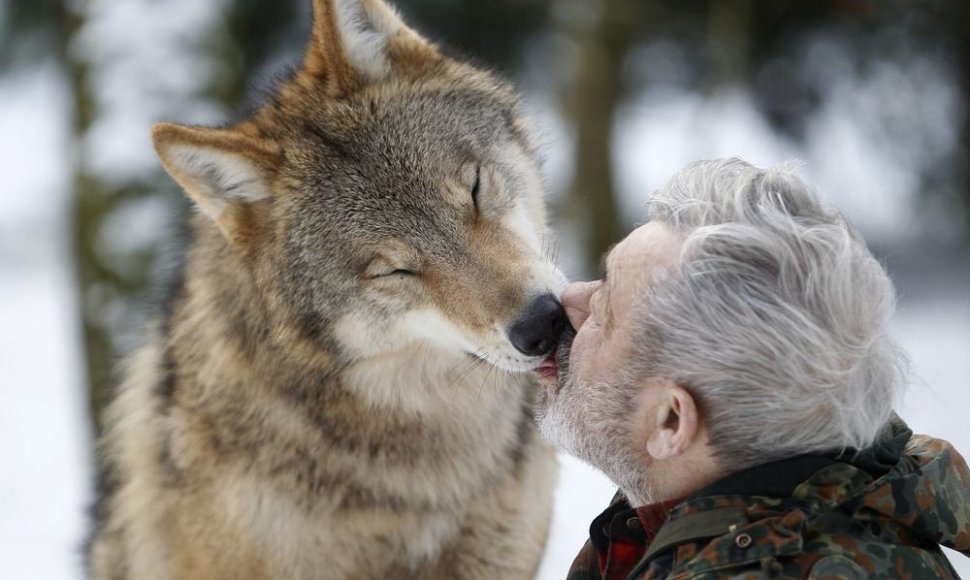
[537, 353, 558, 379]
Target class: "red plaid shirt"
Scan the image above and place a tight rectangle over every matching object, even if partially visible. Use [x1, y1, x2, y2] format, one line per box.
[567, 493, 683, 580]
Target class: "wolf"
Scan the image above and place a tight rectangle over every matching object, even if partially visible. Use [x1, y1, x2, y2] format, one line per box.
[86, 0, 568, 578]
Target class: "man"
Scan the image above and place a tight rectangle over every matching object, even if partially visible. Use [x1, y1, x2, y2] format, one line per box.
[536, 158, 970, 579]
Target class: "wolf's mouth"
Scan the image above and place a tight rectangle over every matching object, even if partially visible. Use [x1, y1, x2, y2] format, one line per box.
[536, 352, 558, 380]
[537, 325, 575, 394]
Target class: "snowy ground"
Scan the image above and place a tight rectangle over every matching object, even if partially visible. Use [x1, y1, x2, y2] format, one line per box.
[1, 67, 968, 580]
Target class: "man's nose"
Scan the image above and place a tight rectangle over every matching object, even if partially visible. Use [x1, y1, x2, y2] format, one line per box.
[561, 281, 602, 331]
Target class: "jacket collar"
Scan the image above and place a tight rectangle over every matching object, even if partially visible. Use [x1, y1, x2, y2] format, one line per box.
[688, 414, 912, 500]
[691, 454, 839, 499]
[637, 453, 837, 567]
[627, 418, 915, 578]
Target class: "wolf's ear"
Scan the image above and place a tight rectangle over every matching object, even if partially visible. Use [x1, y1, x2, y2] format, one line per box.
[304, 0, 437, 91]
[152, 122, 279, 243]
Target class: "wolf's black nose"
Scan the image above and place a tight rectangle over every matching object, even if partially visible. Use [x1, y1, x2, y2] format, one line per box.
[508, 294, 567, 357]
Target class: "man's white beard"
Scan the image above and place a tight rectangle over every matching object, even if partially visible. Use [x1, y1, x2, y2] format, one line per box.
[537, 375, 657, 506]
[534, 370, 600, 461]
[536, 402, 585, 459]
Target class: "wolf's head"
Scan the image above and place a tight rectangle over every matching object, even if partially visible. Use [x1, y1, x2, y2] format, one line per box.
[153, 0, 566, 376]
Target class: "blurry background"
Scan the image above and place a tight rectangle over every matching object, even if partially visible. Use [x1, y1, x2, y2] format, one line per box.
[1, 0, 967, 578]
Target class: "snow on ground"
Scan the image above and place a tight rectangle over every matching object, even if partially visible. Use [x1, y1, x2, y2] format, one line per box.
[0, 257, 92, 580]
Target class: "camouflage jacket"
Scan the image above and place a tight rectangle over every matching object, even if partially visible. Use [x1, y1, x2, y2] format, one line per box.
[567, 419, 970, 579]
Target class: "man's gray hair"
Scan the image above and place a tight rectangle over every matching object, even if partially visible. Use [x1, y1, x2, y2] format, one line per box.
[637, 158, 905, 469]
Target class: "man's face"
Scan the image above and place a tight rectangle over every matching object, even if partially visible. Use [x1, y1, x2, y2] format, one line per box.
[536, 221, 683, 481]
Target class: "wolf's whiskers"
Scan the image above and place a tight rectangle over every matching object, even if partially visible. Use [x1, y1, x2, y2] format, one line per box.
[477, 360, 497, 401]
[446, 349, 489, 390]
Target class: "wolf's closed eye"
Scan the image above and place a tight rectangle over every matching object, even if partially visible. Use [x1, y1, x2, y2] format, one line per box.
[377, 269, 416, 278]
[365, 255, 420, 280]
[471, 165, 481, 213]
[368, 267, 419, 280]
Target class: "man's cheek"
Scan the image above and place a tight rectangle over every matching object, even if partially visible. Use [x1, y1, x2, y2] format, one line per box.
[570, 327, 599, 379]
[573, 324, 593, 354]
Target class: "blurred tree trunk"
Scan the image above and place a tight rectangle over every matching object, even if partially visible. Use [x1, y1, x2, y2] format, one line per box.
[567, 0, 644, 274]
[27, 0, 114, 435]
[64, 2, 210, 434]
[63, 3, 111, 434]
[0, 0, 120, 430]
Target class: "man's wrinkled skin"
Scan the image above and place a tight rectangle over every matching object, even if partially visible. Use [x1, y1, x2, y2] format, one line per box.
[537, 222, 720, 508]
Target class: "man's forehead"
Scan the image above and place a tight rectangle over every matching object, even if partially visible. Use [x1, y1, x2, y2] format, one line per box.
[600, 241, 636, 301]
[604, 222, 682, 286]
[604, 226, 648, 272]
[601, 243, 630, 291]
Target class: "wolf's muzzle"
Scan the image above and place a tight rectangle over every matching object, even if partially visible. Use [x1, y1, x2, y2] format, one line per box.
[508, 294, 567, 357]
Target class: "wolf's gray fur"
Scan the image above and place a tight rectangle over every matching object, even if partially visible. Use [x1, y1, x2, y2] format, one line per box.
[87, 0, 563, 578]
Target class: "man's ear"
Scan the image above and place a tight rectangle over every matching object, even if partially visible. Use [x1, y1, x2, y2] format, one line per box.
[152, 122, 279, 245]
[646, 384, 700, 461]
[303, 0, 438, 92]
